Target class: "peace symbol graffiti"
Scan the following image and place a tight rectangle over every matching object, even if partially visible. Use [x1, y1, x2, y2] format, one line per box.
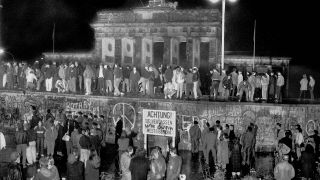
[306, 120, 316, 136]
[112, 103, 136, 130]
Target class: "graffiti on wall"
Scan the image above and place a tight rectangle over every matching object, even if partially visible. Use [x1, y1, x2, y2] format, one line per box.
[1, 91, 320, 150]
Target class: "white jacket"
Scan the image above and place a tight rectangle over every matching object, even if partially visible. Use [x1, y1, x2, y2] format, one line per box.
[0, 132, 6, 150]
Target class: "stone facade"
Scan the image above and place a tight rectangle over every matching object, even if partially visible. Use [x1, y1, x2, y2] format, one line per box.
[91, 3, 221, 69]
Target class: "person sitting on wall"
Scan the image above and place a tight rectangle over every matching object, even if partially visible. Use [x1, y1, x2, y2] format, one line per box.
[164, 82, 176, 99]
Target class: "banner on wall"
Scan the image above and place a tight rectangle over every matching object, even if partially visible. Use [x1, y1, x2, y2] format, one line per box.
[142, 109, 176, 137]
[142, 38, 153, 66]
[102, 38, 115, 63]
[121, 38, 134, 66]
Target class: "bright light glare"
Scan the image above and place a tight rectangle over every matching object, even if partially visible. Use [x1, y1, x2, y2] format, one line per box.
[0, 49, 4, 54]
[209, 0, 220, 3]
[228, 0, 237, 3]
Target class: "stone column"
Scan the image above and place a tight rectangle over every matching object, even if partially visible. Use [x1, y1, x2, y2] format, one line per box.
[134, 37, 142, 70]
[192, 37, 201, 68]
[209, 38, 218, 66]
[115, 38, 122, 65]
[163, 37, 171, 66]
[186, 38, 193, 68]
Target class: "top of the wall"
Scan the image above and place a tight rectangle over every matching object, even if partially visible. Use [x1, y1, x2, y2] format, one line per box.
[93, 8, 221, 25]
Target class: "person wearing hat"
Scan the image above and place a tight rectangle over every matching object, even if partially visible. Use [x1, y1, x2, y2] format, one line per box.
[166, 148, 182, 180]
[26, 69, 37, 90]
[34, 156, 59, 180]
[15, 123, 28, 168]
[120, 146, 134, 180]
[149, 148, 166, 180]
[7, 151, 23, 180]
[129, 149, 149, 180]
[44, 121, 58, 156]
[44, 63, 55, 92]
[68, 63, 77, 93]
[192, 67, 200, 100]
[274, 155, 295, 180]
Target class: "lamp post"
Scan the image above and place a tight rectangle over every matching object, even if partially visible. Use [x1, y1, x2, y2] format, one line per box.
[209, 0, 237, 70]
[0, 49, 16, 61]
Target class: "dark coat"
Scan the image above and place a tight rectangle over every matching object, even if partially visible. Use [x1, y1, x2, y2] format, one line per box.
[230, 141, 242, 172]
[129, 155, 150, 180]
[67, 154, 84, 180]
[301, 151, 316, 178]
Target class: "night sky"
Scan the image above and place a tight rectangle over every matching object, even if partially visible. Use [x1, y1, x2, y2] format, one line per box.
[0, 0, 318, 67]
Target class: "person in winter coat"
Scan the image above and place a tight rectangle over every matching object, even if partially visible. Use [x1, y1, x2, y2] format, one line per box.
[7, 151, 23, 180]
[301, 144, 316, 179]
[114, 64, 123, 96]
[238, 80, 251, 102]
[129, 66, 140, 94]
[15, 124, 28, 168]
[120, 146, 134, 180]
[79, 128, 92, 166]
[44, 122, 58, 156]
[276, 72, 285, 103]
[149, 148, 166, 180]
[241, 126, 255, 166]
[261, 73, 270, 101]
[122, 65, 131, 93]
[69, 64, 77, 93]
[83, 65, 94, 95]
[299, 74, 308, 100]
[192, 67, 200, 100]
[34, 157, 59, 180]
[268, 72, 276, 102]
[203, 127, 218, 165]
[26, 124, 37, 165]
[85, 151, 100, 180]
[189, 121, 201, 158]
[217, 133, 229, 169]
[44, 64, 55, 92]
[129, 149, 150, 180]
[218, 70, 226, 97]
[274, 155, 295, 180]
[222, 74, 232, 101]
[230, 138, 242, 178]
[176, 67, 185, 99]
[248, 72, 256, 102]
[166, 148, 182, 180]
[34, 120, 46, 157]
[231, 68, 238, 97]
[35, 67, 44, 91]
[210, 69, 220, 100]
[67, 151, 84, 180]
[26, 70, 37, 90]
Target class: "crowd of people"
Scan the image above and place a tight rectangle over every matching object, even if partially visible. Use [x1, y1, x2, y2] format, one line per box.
[189, 120, 258, 179]
[2, 104, 184, 180]
[0, 60, 316, 102]
[274, 124, 320, 180]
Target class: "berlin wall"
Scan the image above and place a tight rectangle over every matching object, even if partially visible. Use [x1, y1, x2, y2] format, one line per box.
[1, 91, 320, 151]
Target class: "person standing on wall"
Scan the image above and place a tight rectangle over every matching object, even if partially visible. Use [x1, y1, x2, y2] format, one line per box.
[268, 72, 276, 102]
[299, 74, 308, 101]
[309, 75, 316, 101]
[230, 68, 238, 99]
[189, 120, 201, 160]
[275, 72, 285, 103]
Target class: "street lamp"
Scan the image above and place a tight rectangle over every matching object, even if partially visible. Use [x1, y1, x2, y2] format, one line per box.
[0, 48, 16, 61]
[209, 0, 237, 70]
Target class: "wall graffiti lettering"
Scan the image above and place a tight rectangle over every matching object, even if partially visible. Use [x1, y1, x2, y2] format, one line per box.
[1, 91, 320, 151]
